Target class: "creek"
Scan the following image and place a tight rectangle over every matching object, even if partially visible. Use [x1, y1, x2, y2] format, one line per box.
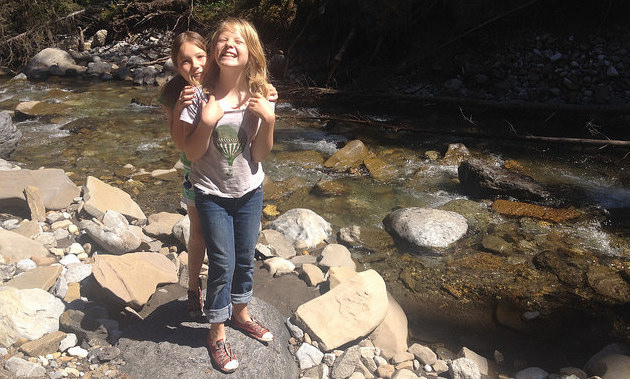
[3, 76, 630, 373]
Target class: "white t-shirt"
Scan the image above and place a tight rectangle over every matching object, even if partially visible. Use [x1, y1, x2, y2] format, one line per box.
[180, 87, 269, 198]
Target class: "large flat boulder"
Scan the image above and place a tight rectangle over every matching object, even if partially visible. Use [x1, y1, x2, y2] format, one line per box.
[92, 252, 178, 309]
[82, 176, 147, 225]
[294, 269, 388, 351]
[3, 265, 62, 291]
[117, 297, 299, 378]
[0, 229, 50, 262]
[0, 168, 80, 214]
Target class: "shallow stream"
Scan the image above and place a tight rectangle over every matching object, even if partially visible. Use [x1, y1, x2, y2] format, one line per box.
[3, 76, 630, 373]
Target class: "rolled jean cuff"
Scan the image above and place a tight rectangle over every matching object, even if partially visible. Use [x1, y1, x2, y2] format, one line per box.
[232, 289, 253, 305]
[205, 303, 232, 324]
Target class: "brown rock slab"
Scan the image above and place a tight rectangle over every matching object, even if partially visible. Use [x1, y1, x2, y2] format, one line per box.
[82, 176, 147, 225]
[0, 229, 50, 262]
[19, 331, 66, 357]
[3, 265, 62, 290]
[0, 169, 80, 214]
[24, 186, 46, 222]
[324, 139, 370, 172]
[491, 199, 581, 223]
[92, 252, 178, 309]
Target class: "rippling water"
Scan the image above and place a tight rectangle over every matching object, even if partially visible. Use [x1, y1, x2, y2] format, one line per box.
[3, 76, 630, 369]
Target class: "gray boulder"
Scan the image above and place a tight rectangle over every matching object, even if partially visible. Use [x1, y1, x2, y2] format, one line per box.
[24, 47, 85, 80]
[117, 297, 299, 378]
[383, 207, 468, 253]
[0, 111, 21, 159]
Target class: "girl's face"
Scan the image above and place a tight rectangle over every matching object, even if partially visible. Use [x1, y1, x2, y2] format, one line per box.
[177, 41, 207, 84]
[214, 30, 249, 70]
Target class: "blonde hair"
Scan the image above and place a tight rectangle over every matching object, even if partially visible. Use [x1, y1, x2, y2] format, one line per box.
[203, 17, 269, 97]
[171, 31, 206, 70]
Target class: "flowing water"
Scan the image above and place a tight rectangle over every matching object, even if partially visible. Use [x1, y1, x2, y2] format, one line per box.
[3, 76, 630, 371]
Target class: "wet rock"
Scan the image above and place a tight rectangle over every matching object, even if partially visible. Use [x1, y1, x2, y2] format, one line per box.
[268, 208, 332, 249]
[0, 111, 21, 159]
[92, 252, 178, 309]
[82, 176, 147, 225]
[312, 178, 347, 197]
[382, 207, 468, 253]
[442, 143, 471, 166]
[491, 199, 581, 223]
[324, 139, 370, 172]
[338, 225, 362, 247]
[294, 269, 388, 351]
[587, 265, 630, 303]
[24, 48, 86, 79]
[481, 234, 513, 255]
[458, 158, 549, 202]
[0, 287, 65, 347]
[364, 155, 397, 181]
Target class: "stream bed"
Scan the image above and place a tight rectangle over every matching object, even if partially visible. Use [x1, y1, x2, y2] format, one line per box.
[3, 76, 630, 372]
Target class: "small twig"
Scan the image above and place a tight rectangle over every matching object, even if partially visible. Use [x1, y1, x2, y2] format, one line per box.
[504, 119, 517, 134]
[459, 106, 476, 125]
[544, 110, 557, 123]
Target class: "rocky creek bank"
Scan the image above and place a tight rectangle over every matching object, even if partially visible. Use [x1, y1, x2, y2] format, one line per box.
[1, 131, 630, 378]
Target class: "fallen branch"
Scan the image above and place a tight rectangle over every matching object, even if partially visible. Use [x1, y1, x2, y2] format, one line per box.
[276, 114, 630, 147]
[1, 10, 86, 46]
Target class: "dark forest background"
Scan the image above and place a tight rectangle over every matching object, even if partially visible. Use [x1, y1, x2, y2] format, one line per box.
[1, 0, 630, 90]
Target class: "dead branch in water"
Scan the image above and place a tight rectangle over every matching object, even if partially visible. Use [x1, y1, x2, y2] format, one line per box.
[277, 113, 630, 147]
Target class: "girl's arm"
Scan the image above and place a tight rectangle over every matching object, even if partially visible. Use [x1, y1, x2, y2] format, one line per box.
[182, 94, 224, 162]
[248, 93, 276, 163]
[167, 86, 196, 150]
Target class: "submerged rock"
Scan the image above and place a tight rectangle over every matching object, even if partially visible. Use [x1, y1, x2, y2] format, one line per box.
[458, 158, 550, 202]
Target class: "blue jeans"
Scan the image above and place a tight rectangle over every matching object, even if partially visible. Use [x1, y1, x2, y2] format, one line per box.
[195, 186, 263, 324]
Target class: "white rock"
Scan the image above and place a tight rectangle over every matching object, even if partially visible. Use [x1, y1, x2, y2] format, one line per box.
[515, 366, 548, 379]
[450, 357, 481, 379]
[60, 254, 81, 266]
[268, 208, 332, 249]
[16, 258, 37, 273]
[68, 242, 85, 256]
[295, 342, 324, 370]
[0, 287, 64, 347]
[67, 346, 88, 358]
[5, 356, 46, 378]
[59, 333, 77, 352]
[262, 256, 295, 276]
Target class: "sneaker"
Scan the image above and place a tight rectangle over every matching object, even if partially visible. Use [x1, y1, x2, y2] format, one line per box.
[208, 337, 238, 373]
[230, 317, 274, 342]
[187, 279, 203, 318]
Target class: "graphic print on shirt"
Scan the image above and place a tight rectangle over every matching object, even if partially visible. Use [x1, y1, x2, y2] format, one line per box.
[214, 122, 245, 177]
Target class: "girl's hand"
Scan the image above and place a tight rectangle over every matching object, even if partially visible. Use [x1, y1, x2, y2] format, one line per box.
[200, 94, 224, 127]
[248, 93, 275, 123]
[267, 83, 278, 102]
[179, 85, 196, 108]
